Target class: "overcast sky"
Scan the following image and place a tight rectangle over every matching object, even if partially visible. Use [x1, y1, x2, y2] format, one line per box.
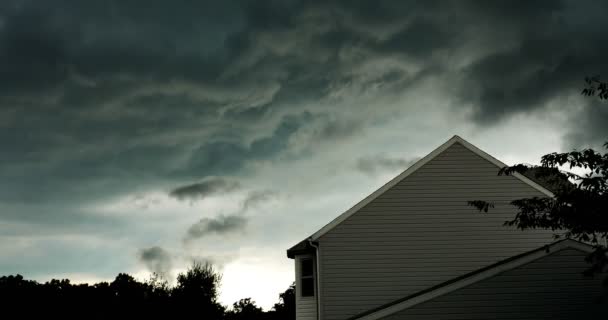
[1, 0, 607, 310]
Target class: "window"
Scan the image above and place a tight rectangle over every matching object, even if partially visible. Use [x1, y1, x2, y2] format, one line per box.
[300, 258, 314, 297]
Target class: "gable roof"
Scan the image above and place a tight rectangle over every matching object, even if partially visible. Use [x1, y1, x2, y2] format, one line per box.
[348, 239, 594, 320]
[309, 135, 555, 241]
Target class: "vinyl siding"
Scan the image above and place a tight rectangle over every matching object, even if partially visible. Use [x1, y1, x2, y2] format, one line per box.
[296, 255, 317, 320]
[318, 142, 557, 320]
[380, 248, 607, 320]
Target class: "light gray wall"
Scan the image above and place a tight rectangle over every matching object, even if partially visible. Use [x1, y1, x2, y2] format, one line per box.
[318, 142, 557, 320]
[380, 248, 607, 320]
[295, 254, 318, 320]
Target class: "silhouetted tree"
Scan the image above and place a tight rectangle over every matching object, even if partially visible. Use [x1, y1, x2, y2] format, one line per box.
[0, 265, 295, 320]
[172, 261, 226, 319]
[147, 271, 170, 298]
[271, 283, 296, 320]
[470, 77, 608, 277]
[227, 298, 265, 320]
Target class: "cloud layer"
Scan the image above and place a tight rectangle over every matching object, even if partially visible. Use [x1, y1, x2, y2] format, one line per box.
[1, 0, 607, 310]
[170, 178, 241, 202]
[139, 246, 172, 276]
[186, 215, 248, 241]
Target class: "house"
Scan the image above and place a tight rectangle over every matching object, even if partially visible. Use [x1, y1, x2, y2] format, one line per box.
[286, 135, 606, 320]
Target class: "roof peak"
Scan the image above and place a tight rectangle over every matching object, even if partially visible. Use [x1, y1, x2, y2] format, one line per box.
[288, 134, 555, 243]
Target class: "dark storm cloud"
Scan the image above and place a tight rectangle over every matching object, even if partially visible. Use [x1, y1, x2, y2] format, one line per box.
[183, 112, 315, 177]
[564, 100, 608, 150]
[356, 155, 419, 175]
[170, 178, 241, 202]
[1, 0, 607, 210]
[186, 215, 248, 241]
[452, 1, 608, 146]
[138, 246, 172, 276]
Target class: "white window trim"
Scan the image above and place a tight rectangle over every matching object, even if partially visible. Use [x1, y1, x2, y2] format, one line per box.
[296, 254, 316, 299]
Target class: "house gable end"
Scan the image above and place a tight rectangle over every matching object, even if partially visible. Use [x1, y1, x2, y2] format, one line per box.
[317, 137, 559, 320]
[310, 135, 553, 241]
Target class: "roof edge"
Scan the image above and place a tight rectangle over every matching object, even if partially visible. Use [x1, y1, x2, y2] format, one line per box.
[310, 135, 555, 241]
[454, 136, 555, 198]
[286, 238, 315, 259]
[310, 135, 463, 241]
[349, 239, 593, 320]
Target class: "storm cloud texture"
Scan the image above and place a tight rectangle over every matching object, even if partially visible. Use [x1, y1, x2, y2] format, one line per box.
[170, 178, 241, 202]
[1, 0, 607, 204]
[138, 246, 172, 276]
[1, 0, 607, 310]
[186, 214, 248, 241]
[356, 155, 420, 175]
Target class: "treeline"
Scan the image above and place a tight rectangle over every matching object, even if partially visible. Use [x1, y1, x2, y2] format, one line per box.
[0, 262, 295, 320]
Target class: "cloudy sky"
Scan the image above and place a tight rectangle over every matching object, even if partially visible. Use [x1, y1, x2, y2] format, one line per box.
[1, 0, 607, 309]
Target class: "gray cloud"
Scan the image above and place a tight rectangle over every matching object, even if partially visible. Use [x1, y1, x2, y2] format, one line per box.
[242, 190, 277, 211]
[170, 178, 241, 202]
[138, 246, 172, 276]
[452, 1, 608, 132]
[2, 0, 605, 210]
[356, 155, 419, 175]
[186, 215, 248, 241]
[2, 0, 608, 299]
[183, 112, 315, 177]
[563, 100, 608, 149]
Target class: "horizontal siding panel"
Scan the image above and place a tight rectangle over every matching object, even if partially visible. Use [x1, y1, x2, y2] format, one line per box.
[324, 226, 535, 232]
[353, 206, 513, 211]
[381, 249, 606, 320]
[322, 231, 552, 237]
[347, 206, 508, 212]
[320, 252, 542, 260]
[404, 173, 507, 178]
[321, 238, 555, 244]
[320, 239, 553, 245]
[377, 194, 536, 200]
[318, 142, 557, 320]
[323, 277, 593, 287]
[320, 251, 531, 258]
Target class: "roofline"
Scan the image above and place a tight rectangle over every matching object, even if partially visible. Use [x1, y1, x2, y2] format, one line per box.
[349, 239, 594, 320]
[310, 135, 555, 241]
[286, 238, 316, 259]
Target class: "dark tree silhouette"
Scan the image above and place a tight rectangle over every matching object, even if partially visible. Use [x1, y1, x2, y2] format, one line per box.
[470, 77, 608, 276]
[172, 261, 226, 319]
[0, 263, 294, 320]
[271, 282, 296, 320]
[583, 76, 608, 100]
[227, 297, 265, 320]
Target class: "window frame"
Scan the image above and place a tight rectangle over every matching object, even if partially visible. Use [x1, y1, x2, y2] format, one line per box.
[299, 257, 315, 297]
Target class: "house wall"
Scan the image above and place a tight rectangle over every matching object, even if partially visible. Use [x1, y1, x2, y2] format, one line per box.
[295, 254, 318, 320]
[380, 248, 607, 320]
[318, 142, 557, 320]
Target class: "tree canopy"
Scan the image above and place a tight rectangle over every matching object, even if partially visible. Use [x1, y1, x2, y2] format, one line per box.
[470, 77, 608, 276]
[0, 263, 295, 320]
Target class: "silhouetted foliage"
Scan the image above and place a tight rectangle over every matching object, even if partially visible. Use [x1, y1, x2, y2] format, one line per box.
[227, 298, 265, 320]
[0, 263, 294, 320]
[469, 78, 608, 278]
[272, 282, 296, 320]
[583, 76, 608, 100]
[172, 261, 225, 319]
